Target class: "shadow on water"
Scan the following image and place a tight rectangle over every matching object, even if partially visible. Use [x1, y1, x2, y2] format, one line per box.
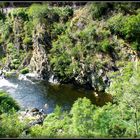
[38, 81, 112, 111]
[0, 77, 112, 114]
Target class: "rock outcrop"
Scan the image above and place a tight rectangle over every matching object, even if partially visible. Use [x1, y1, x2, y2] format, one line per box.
[29, 24, 51, 80]
[18, 108, 47, 128]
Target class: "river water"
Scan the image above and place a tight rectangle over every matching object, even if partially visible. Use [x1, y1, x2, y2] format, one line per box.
[0, 76, 112, 114]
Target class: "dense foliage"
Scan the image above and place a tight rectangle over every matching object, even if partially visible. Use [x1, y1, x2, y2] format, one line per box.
[25, 65, 140, 138]
[0, 91, 19, 114]
[0, 2, 140, 90]
[0, 2, 140, 138]
[0, 91, 25, 138]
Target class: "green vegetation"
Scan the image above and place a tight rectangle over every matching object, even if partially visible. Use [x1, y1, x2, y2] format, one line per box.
[48, 2, 140, 90]
[0, 2, 115, 86]
[20, 67, 29, 74]
[0, 91, 19, 114]
[0, 2, 140, 138]
[0, 91, 26, 138]
[1, 62, 140, 138]
[27, 70, 140, 138]
[0, 111, 26, 138]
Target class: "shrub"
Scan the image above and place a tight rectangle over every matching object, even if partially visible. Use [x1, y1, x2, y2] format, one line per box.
[20, 67, 29, 74]
[114, 2, 140, 14]
[92, 102, 130, 138]
[122, 14, 140, 41]
[70, 97, 96, 137]
[106, 62, 140, 137]
[11, 8, 28, 20]
[23, 36, 32, 45]
[131, 41, 139, 51]
[28, 4, 49, 19]
[0, 110, 25, 138]
[90, 2, 110, 19]
[0, 91, 19, 114]
[30, 105, 71, 138]
[60, 6, 73, 23]
[23, 21, 34, 37]
[28, 4, 49, 26]
[50, 34, 73, 79]
[107, 13, 125, 35]
[12, 59, 20, 65]
[7, 42, 15, 54]
[51, 23, 66, 39]
[0, 22, 12, 41]
[0, 10, 5, 20]
[108, 13, 140, 44]
[100, 39, 112, 53]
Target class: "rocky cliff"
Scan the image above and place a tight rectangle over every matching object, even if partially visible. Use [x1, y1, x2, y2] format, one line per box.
[29, 23, 51, 79]
[0, 2, 140, 92]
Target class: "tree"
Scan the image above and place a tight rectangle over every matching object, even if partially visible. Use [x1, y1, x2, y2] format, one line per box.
[70, 97, 96, 137]
[106, 62, 140, 137]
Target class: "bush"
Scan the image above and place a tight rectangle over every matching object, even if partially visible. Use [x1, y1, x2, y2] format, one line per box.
[131, 41, 139, 51]
[0, 91, 19, 114]
[28, 4, 49, 19]
[0, 22, 12, 41]
[7, 42, 15, 54]
[23, 21, 34, 37]
[51, 23, 66, 39]
[30, 105, 71, 138]
[60, 6, 73, 23]
[107, 13, 125, 35]
[50, 35, 72, 79]
[23, 36, 32, 45]
[100, 39, 112, 53]
[0, 110, 26, 138]
[70, 97, 96, 137]
[12, 61, 19, 69]
[114, 2, 140, 14]
[20, 67, 29, 74]
[11, 8, 28, 20]
[108, 13, 140, 44]
[90, 2, 110, 19]
[0, 10, 5, 20]
[122, 14, 140, 41]
[12, 59, 20, 65]
[28, 4, 49, 26]
[106, 62, 140, 137]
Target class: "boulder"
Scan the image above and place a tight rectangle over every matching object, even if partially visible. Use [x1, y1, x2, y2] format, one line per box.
[0, 70, 2, 76]
[31, 108, 39, 112]
[18, 108, 47, 127]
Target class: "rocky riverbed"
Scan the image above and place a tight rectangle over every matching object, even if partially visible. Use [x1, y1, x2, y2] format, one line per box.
[18, 108, 47, 127]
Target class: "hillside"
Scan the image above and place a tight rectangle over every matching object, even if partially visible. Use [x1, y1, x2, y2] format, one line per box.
[0, 2, 140, 92]
[1, 2, 140, 138]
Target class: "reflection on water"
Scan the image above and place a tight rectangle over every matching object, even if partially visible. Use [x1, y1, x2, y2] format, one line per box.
[0, 77, 112, 114]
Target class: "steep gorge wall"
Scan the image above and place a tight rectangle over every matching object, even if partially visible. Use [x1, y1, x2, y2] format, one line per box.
[29, 24, 51, 79]
[0, 2, 140, 92]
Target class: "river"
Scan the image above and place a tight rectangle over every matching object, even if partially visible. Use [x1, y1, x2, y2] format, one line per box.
[0, 75, 112, 114]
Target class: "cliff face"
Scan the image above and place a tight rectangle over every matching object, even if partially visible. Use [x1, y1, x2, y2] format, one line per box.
[29, 24, 51, 79]
[48, 3, 140, 91]
[0, 2, 140, 92]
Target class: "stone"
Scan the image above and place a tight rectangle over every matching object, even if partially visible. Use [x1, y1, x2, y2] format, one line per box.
[98, 69, 104, 76]
[111, 66, 118, 71]
[18, 108, 47, 129]
[0, 70, 2, 75]
[102, 76, 110, 85]
[58, 129, 63, 133]
[31, 108, 39, 112]
[32, 112, 39, 116]
[29, 25, 51, 80]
